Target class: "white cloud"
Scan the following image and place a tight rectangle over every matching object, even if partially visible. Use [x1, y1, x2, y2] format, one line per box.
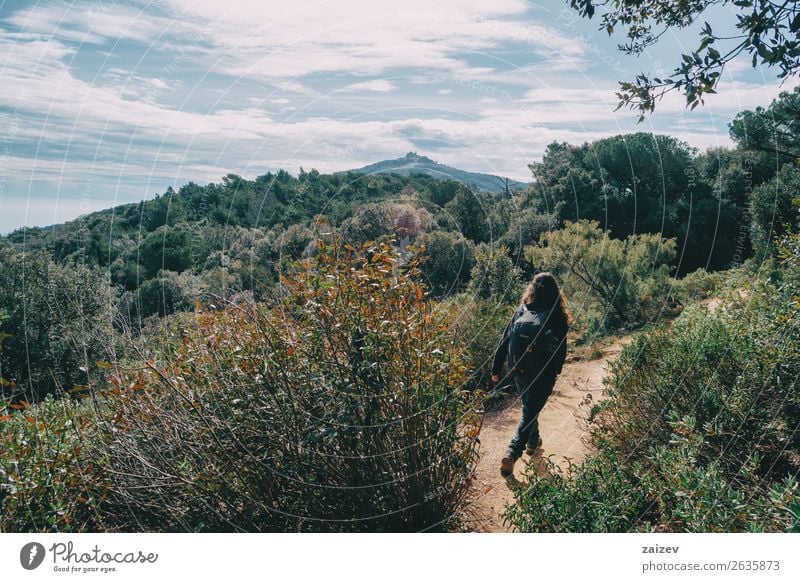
[339, 79, 396, 93]
[4, 1, 196, 46]
[278, 81, 318, 95]
[6, 0, 588, 82]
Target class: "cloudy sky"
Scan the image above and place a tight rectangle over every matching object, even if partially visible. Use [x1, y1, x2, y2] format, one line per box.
[0, 0, 796, 232]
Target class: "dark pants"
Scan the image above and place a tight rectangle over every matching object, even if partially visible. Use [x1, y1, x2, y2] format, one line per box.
[507, 372, 557, 459]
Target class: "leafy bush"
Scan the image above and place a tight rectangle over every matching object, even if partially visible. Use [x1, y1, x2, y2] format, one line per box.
[499, 209, 554, 272]
[600, 295, 799, 474]
[443, 296, 514, 392]
[468, 244, 522, 305]
[416, 230, 475, 298]
[504, 441, 799, 533]
[525, 220, 676, 330]
[674, 268, 724, 303]
[503, 446, 651, 532]
[0, 397, 107, 532]
[138, 225, 207, 278]
[340, 204, 393, 246]
[0, 248, 114, 402]
[133, 272, 193, 319]
[96, 240, 481, 532]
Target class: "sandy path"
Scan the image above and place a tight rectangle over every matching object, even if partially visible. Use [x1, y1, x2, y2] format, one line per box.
[461, 339, 628, 532]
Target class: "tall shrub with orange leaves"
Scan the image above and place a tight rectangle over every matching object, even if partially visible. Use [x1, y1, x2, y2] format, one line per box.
[98, 239, 482, 531]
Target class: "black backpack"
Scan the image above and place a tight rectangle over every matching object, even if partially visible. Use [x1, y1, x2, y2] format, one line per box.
[507, 306, 561, 378]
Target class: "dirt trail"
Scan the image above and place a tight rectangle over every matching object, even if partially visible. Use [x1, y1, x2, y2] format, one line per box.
[462, 338, 630, 532]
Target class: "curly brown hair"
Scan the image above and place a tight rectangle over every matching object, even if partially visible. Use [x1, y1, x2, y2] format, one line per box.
[520, 272, 572, 326]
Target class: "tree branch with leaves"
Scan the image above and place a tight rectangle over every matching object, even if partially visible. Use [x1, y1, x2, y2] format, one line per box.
[569, 0, 800, 119]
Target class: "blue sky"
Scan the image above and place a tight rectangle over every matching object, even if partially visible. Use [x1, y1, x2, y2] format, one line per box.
[0, 0, 796, 233]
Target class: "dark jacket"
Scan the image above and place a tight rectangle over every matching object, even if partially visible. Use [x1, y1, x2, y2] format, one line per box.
[491, 303, 568, 378]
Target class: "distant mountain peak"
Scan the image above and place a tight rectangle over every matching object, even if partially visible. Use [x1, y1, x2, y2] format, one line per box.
[346, 153, 528, 194]
[403, 151, 431, 162]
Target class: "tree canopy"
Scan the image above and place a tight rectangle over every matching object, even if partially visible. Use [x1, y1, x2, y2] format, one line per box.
[730, 86, 800, 160]
[527, 133, 744, 272]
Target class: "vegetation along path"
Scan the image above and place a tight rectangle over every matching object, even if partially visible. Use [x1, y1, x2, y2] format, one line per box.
[463, 337, 630, 532]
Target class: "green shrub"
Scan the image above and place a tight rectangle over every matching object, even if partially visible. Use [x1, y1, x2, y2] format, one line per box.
[138, 226, 200, 277]
[503, 446, 651, 532]
[505, 440, 799, 532]
[525, 220, 676, 329]
[0, 397, 107, 532]
[416, 230, 475, 297]
[444, 295, 514, 392]
[600, 294, 799, 477]
[674, 268, 724, 303]
[0, 248, 114, 402]
[499, 209, 553, 267]
[340, 204, 393, 246]
[468, 244, 522, 305]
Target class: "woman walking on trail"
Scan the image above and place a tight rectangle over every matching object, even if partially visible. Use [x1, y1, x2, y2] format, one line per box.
[491, 272, 570, 478]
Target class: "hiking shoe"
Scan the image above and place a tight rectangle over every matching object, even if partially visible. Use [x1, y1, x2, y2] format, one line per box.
[500, 454, 516, 478]
[525, 437, 543, 456]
